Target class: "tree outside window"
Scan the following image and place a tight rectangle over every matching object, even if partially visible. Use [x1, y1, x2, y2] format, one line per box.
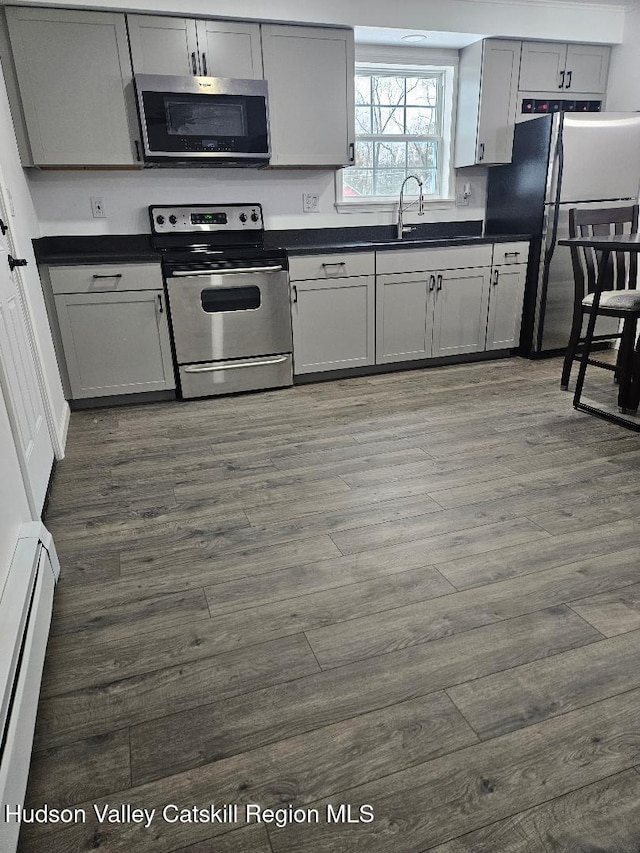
[343, 68, 446, 200]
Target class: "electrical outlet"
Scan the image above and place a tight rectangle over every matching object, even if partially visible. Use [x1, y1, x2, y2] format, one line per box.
[302, 193, 320, 213]
[90, 197, 106, 219]
[456, 181, 472, 207]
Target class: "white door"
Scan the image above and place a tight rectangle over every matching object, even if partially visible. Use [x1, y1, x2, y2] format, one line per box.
[195, 20, 263, 79]
[376, 272, 433, 364]
[485, 265, 527, 350]
[564, 45, 610, 94]
[476, 40, 521, 164]
[127, 15, 198, 76]
[519, 42, 568, 92]
[0, 201, 54, 516]
[431, 268, 491, 357]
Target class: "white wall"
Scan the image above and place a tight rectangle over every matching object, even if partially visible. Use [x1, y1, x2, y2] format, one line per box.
[0, 64, 69, 450]
[27, 166, 487, 236]
[606, 3, 640, 110]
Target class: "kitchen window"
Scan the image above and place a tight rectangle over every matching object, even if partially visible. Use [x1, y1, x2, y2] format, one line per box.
[338, 60, 456, 209]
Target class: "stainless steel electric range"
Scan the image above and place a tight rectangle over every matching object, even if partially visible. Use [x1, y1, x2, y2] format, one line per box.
[150, 203, 293, 399]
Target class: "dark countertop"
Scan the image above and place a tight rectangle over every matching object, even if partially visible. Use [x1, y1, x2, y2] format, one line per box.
[33, 222, 531, 266]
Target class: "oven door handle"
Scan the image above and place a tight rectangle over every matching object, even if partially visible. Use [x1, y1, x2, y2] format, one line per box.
[171, 265, 284, 277]
[184, 356, 289, 373]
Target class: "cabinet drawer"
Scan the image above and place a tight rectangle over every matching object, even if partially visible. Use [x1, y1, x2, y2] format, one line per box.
[288, 252, 374, 281]
[49, 263, 163, 294]
[376, 244, 493, 275]
[492, 242, 530, 266]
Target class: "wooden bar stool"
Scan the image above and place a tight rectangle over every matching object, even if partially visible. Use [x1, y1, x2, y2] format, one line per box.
[561, 204, 639, 391]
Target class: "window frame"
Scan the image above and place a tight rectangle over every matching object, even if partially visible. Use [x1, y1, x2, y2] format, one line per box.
[336, 48, 458, 213]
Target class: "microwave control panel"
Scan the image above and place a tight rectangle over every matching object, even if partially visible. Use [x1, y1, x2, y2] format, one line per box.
[150, 204, 263, 234]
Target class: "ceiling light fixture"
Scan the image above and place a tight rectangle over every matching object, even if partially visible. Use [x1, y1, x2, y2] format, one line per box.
[401, 34, 429, 43]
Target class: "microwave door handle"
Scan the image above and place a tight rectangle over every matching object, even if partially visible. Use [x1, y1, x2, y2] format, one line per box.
[171, 265, 284, 277]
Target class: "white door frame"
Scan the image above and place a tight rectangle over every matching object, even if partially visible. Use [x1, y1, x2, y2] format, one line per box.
[0, 167, 64, 460]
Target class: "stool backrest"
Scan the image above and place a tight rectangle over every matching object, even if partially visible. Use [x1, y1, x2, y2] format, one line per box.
[568, 205, 639, 298]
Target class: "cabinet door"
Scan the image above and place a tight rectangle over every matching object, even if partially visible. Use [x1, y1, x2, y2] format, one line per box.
[6, 7, 136, 166]
[127, 15, 198, 76]
[564, 44, 610, 94]
[519, 42, 568, 92]
[262, 25, 355, 167]
[292, 276, 374, 374]
[54, 290, 175, 398]
[195, 20, 263, 79]
[476, 40, 521, 165]
[431, 268, 491, 358]
[485, 265, 527, 350]
[376, 272, 433, 364]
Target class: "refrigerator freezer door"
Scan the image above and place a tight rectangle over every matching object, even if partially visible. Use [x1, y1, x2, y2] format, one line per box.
[534, 201, 623, 353]
[556, 113, 640, 203]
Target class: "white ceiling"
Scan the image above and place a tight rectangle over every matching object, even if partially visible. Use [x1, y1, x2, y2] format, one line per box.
[354, 27, 485, 49]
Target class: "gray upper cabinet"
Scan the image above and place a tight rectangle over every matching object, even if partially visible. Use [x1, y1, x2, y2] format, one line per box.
[126, 15, 198, 76]
[195, 20, 263, 79]
[519, 41, 610, 94]
[127, 15, 263, 79]
[6, 7, 137, 167]
[455, 39, 522, 168]
[261, 24, 355, 167]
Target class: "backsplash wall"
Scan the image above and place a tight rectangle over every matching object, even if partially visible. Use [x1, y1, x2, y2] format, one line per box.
[27, 167, 487, 236]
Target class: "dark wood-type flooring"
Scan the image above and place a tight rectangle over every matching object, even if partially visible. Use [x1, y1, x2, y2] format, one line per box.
[19, 356, 640, 852]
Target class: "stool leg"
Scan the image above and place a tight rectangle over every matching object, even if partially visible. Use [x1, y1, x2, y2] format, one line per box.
[622, 318, 640, 415]
[561, 305, 583, 390]
[617, 318, 635, 410]
[573, 250, 611, 410]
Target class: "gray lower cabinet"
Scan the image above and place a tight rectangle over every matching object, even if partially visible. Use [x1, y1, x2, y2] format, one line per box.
[485, 264, 527, 350]
[376, 266, 491, 364]
[292, 276, 375, 374]
[51, 264, 175, 399]
[5, 7, 138, 167]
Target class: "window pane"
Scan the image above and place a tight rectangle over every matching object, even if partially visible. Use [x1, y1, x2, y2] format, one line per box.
[405, 77, 439, 107]
[371, 75, 405, 106]
[355, 140, 373, 168]
[421, 170, 438, 195]
[375, 141, 406, 169]
[374, 170, 407, 196]
[407, 141, 438, 169]
[372, 107, 404, 135]
[355, 75, 371, 105]
[405, 107, 438, 135]
[355, 107, 372, 135]
[343, 170, 373, 197]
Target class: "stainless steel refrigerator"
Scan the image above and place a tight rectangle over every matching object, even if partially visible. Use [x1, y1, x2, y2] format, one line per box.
[485, 112, 640, 355]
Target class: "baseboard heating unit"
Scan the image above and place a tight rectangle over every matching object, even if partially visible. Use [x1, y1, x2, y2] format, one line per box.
[0, 524, 59, 853]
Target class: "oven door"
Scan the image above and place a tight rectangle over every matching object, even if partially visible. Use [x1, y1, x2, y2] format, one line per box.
[166, 266, 292, 364]
[135, 75, 270, 162]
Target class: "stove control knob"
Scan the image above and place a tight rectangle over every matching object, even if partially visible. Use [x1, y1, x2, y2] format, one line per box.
[168, 215, 177, 225]
[155, 215, 165, 225]
[251, 211, 259, 223]
[239, 213, 247, 223]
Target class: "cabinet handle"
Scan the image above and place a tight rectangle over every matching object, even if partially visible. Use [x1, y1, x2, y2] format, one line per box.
[565, 70, 572, 89]
[201, 52, 208, 76]
[428, 274, 435, 291]
[348, 142, 355, 164]
[0, 217, 7, 237]
[157, 293, 164, 314]
[292, 284, 298, 303]
[8, 255, 27, 272]
[436, 274, 443, 291]
[559, 70, 565, 89]
[191, 52, 198, 75]
[92, 273, 122, 280]
[478, 142, 485, 162]
[134, 140, 142, 162]
[493, 270, 500, 286]
[504, 251, 520, 257]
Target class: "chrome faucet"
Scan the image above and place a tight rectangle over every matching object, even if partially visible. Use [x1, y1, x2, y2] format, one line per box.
[397, 175, 425, 239]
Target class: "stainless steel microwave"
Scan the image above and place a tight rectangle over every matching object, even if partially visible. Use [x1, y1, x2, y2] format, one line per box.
[134, 75, 270, 166]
